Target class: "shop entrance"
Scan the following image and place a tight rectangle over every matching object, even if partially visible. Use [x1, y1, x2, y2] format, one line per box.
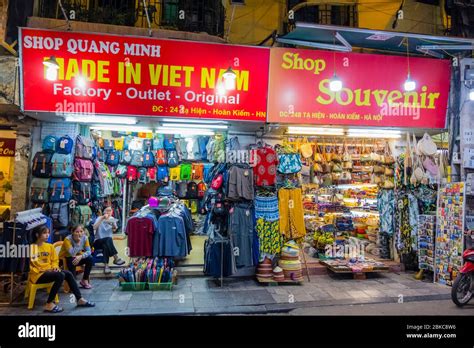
[0, 130, 16, 222]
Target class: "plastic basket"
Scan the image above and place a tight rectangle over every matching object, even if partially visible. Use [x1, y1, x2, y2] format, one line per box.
[119, 282, 147, 291]
[148, 282, 173, 291]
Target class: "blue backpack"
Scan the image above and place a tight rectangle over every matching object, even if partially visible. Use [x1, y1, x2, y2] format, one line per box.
[167, 150, 179, 167]
[142, 151, 155, 167]
[157, 166, 169, 181]
[42, 135, 57, 153]
[51, 153, 74, 177]
[56, 136, 74, 154]
[164, 136, 175, 151]
[153, 135, 164, 150]
[106, 150, 120, 166]
[49, 178, 72, 203]
[138, 167, 148, 184]
[143, 139, 153, 151]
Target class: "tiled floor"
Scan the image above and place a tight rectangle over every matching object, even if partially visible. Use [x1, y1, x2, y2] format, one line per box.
[0, 272, 451, 316]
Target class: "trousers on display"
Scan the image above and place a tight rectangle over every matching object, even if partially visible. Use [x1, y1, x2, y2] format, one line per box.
[278, 188, 306, 240]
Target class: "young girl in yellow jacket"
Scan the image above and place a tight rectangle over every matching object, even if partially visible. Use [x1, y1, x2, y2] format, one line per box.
[30, 225, 95, 313]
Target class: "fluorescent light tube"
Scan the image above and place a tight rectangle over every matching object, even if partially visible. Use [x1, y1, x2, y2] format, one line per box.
[348, 129, 401, 135]
[161, 118, 228, 124]
[155, 127, 215, 136]
[287, 127, 344, 135]
[162, 123, 228, 130]
[347, 133, 401, 139]
[90, 125, 152, 133]
[65, 115, 137, 125]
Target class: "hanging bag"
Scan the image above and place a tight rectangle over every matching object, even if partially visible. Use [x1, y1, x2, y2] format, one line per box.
[300, 138, 313, 159]
[277, 144, 302, 174]
[418, 133, 437, 156]
[313, 141, 323, 163]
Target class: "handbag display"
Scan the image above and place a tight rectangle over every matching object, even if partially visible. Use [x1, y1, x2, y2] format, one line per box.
[373, 165, 385, 174]
[313, 162, 323, 173]
[313, 142, 323, 163]
[300, 142, 313, 159]
[417, 133, 437, 156]
[332, 163, 343, 173]
[384, 167, 394, 176]
[321, 173, 333, 187]
[422, 156, 439, 176]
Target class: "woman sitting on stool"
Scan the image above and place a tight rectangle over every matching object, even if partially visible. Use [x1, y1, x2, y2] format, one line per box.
[30, 225, 95, 313]
[93, 206, 125, 274]
[59, 224, 93, 289]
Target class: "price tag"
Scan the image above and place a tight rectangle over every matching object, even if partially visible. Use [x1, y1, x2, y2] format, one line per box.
[246, 210, 250, 216]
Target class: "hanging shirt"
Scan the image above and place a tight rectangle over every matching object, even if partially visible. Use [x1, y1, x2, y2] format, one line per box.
[157, 214, 187, 257]
[126, 217, 154, 257]
[254, 146, 278, 187]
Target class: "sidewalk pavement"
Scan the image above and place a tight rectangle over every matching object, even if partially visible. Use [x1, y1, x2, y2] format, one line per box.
[0, 272, 452, 316]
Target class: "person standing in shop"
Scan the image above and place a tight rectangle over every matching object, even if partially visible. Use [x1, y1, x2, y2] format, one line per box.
[93, 206, 126, 274]
[59, 224, 93, 289]
[30, 225, 95, 313]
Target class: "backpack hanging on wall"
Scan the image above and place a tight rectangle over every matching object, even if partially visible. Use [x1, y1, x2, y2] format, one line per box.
[73, 159, 94, 182]
[153, 135, 164, 150]
[155, 149, 167, 166]
[71, 205, 92, 227]
[167, 150, 179, 167]
[127, 166, 138, 182]
[180, 163, 192, 181]
[75, 136, 94, 159]
[130, 150, 144, 167]
[106, 150, 120, 166]
[157, 166, 169, 181]
[143, 139, 153, 151]
[142, 151, 155, 167]
[32, 152, 53, 178]
[115, 165, 128, 178]
[56, 135, 74, 154]
[42, 135, 57, 153]
[51, 153, 74, 178]
[103, 139, 115, 151]
[147, 167, 157, 182]
[164, 136, 175, 151]
[30, 178, 50, 203]
[138, 167, 148, 184]
[49, 202, 69, 228]
[73, 181, 92, 205]
[120, 149, 132, 165]
[99, 162, 114, 197]
[49, 178, 72, 203]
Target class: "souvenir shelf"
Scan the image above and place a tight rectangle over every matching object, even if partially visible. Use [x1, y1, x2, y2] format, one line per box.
[435, 182, 465, 286]
[417, 214, 436, 272]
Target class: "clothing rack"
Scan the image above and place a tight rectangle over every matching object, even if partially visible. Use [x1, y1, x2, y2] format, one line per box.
[0, 208, 45, 306]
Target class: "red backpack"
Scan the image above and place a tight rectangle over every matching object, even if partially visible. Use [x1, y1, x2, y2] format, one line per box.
[127, 166, 138, 182]
[147, 167, 157, 182]
[73, 159, 93, 182]
[198, 181, 206, 198]
[155, 149, 167, 166]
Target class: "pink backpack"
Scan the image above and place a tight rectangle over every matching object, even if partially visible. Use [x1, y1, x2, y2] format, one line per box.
[73, 159, 93, 182]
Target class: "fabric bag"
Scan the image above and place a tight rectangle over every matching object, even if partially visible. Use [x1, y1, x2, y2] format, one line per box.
[313, 142, 323, 163]
[180, 163, 192, 181]
[300, 142, 313, 159]
[56, 135, 74, 154]
[49, 178, 72, 203]
[75, 135, 94, 159]
[51, 153, 74, 177]
[71, 205, 92, 226]
[143, 151, 155, 167]
[30, 178, 50, 203]
[130, 151, 144, 167]
[73, 181, 92, 205]
[73, 159, 94, 181]
[32, 152, 53, 178]
[106, 150, 120, 166]
[42, 135, 57, 153]
[418, 133, 437, 156]
[321, 173, 333, 187]
[167, 150, 179, 167]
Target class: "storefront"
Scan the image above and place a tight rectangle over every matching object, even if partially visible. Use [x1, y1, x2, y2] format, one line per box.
[12, 25, 466, 295]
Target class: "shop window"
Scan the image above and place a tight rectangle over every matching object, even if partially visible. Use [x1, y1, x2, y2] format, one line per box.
[287, 1, 357, 28]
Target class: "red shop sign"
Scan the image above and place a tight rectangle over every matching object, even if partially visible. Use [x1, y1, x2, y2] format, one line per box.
[19, 28, 269, 122]
[267, 47, 451, 128]
[0, 139, 16, 157]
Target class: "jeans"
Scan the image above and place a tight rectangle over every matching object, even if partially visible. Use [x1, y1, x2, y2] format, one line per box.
[94, 237, 118, 265]
[65, 256, 93, 280]
[36, 270, 82, 303]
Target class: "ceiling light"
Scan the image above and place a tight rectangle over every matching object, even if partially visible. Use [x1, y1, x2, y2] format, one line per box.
[329, 74, 343, 92]
[162, 123, 228, 130]
[469, 89, 474, 101]
[90, 125, 152, 133]
[347, 129, 401, 139]
[155, 127, 215, 136]
[161, 118, 228, 124]
[287, 126, 344, 135]
[65, 115, 137, 124]
[404, 75, 416, 92]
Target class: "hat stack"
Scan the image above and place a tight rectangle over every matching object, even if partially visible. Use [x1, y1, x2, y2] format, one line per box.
[278, 242, 304, 282]
[256, 257, 273, 280]
[272, 266, 284, 282]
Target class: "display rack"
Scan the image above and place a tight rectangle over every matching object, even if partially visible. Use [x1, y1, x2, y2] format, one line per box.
[417, 214, 436, 272]
[435, 182, 465, 286]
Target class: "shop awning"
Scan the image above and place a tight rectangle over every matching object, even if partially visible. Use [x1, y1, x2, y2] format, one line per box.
[276, 22, 474, 58]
